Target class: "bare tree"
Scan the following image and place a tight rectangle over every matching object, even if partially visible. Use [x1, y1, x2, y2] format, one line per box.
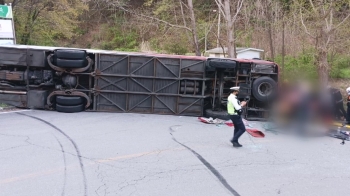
[187, 0, 201, 56]
[179, 0, 192, 44]
[297, 0, 350, 85]
[215, 0, 244, 58]
[263, 0, 274, 60]
[107, 0, 202, 56]
[279, 0, 291, 81]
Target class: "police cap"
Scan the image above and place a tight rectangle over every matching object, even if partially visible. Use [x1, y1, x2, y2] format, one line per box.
[230, 86, 240, 91]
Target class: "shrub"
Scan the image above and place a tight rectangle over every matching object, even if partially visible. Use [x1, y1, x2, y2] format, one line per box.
[274, 51, 318, 81]
[330, 56, 350, 79]
[100, 25, 140, 52]
[275, 52, 350, 80]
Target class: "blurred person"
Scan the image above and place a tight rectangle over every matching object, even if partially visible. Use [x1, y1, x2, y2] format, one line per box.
[282, 79, 289, 89]
[314, 83, 333, 124]
[346, 87, 350, 125]
[273, 81, 302, 130]
[291, 80, 314, 135]
[327, 85, 346, 121]
[227, 86, 247, 147]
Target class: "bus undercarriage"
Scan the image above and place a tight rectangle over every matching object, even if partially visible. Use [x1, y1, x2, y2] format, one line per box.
[0, 45, 279, 120]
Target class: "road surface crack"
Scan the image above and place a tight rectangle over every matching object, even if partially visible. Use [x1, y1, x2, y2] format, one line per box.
[95, 164, 109, 196]
[0, 134, 31, 151]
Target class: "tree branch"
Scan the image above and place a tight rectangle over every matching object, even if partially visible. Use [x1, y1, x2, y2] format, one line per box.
[114, 4, 192, 32]
[300, 8, 316, 39]
[215, 0, 224, 9]
[329, 8, 333, 30]
[326, 34, 332, 47]
[179, 0, 188, 28]
[308, 0, 317, 14]
[179, 0, 191, 43]
[11, 0, 20, 9]
[180, 1, 189, 10]
[334, 13, 350, 30]
[231, 0, 244, 26]
[215, 0, 226, 19]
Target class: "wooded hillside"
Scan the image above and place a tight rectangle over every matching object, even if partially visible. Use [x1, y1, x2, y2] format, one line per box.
[2, 0, 350, 82]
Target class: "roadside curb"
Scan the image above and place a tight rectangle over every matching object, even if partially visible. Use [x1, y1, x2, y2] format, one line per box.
[0, 109, 30, 114]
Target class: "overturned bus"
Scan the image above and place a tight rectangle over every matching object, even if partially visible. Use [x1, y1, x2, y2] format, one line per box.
[0, 45, 279, 120]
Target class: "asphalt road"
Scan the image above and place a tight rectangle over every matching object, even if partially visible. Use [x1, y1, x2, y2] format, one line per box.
[1, 110, 350, 196]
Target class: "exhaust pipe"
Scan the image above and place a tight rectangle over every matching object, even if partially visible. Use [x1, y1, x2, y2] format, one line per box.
[0, 90, 27, 95]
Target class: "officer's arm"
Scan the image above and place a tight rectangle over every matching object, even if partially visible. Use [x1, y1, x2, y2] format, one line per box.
[232, 98, 242, 110]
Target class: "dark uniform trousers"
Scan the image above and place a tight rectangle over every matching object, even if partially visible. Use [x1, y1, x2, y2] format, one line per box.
[335, 101, 347, 120]
[330, 88, 346, 120]
[229, 114, 246, 142]
[347, 96, 350, 124]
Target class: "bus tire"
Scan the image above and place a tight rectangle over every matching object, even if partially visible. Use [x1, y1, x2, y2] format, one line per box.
[55, 50, 86, 60]
[56, 96, 84, 106]
[56, 104, 85, 113]
[252, 76, 277, 102]
[55, 58, 87, 68]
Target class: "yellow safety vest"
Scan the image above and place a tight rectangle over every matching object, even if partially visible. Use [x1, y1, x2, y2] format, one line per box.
[227, 94, 238, 115]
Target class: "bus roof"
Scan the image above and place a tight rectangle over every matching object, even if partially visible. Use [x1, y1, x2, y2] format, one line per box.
[0, 45, 276, 64]
[0, 44, 207, 60]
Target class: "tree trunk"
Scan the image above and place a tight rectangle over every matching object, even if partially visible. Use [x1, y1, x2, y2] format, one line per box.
[232, 24, 236, 58]
[315, 30, 330, 86]
[317, 50, 329, 86]
[281, 19, 285, 80]
[297, 2, 350, 87]
[265, 0, 274, 60]
[179, 0, 192, 44]
[223, 0, 235, 58]
[187, 0, 201, 56]
[22, 11, 33, 45]
[11, 0, 18, 7]
[317, 53, 330, 86]
[217, 12, 221, 48]
[267, 23, 274, 60]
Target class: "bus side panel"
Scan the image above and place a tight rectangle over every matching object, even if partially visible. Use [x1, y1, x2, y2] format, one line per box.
[0, 48, 27, 66]
[0, 93, 27, 108]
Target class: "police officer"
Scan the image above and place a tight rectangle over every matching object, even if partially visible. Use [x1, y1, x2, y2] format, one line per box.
[346, 87, 350, 125]
[228, 86, 247, 147]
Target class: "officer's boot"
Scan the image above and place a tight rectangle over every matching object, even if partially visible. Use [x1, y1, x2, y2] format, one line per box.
[231, 140, 242, 147]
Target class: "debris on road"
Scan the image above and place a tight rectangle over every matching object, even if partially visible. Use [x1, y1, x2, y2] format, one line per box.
[198, 117, 265, 138]
[327, 127, 350, 145]
[198, 117, 250, 126]
[0, 104, 20, 113]
[198, 117, 226, 125]
[263, 122, 280, 134]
